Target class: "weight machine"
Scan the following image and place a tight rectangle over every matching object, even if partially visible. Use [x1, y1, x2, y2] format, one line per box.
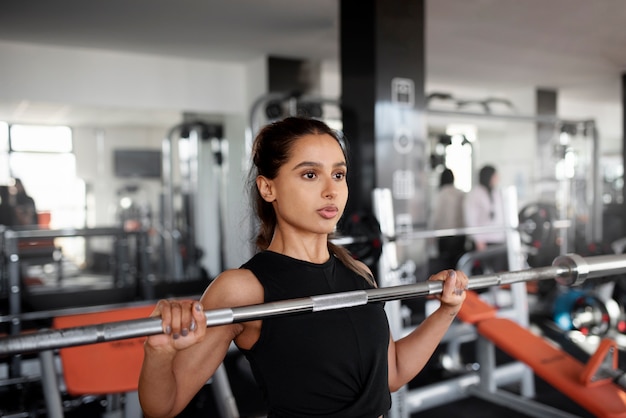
[374, 185, 540, 417]
[376, 185, 626, 417]
[158, 120, 225, 283]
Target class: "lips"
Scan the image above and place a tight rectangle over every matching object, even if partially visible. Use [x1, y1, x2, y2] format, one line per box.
[318, 206, 338, 219]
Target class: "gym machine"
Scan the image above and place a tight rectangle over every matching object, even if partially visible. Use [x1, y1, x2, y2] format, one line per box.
[158, 120, 224, 283]
[0, 226, 152, 379]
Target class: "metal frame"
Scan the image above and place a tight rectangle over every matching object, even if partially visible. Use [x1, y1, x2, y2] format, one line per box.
[371, 185, 598, 418]
[0, 226, 151, 379]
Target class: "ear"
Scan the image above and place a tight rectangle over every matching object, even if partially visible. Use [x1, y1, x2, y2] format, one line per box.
[256, 175, 276, 202]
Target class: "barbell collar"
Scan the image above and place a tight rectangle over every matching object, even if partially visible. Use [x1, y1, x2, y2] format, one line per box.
[552, 253, 626, 287]
[0, 254, 625, 357]
[553, 253, 589, 286]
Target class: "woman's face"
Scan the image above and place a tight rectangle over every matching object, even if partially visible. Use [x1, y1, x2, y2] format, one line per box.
[260, 133, 348, 235]
[490, 172, 499, 188]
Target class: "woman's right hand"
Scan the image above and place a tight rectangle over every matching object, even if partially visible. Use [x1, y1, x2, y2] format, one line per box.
[145, 299, 207, 351]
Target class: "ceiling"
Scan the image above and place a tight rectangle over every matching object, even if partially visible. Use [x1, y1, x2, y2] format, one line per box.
[1, 0, 626, 126]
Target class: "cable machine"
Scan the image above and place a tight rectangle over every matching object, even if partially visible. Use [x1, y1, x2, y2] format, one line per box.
[159, 120, 225, 282]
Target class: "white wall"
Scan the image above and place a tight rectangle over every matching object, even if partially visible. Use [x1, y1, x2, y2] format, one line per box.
[0, 40, 247, 115]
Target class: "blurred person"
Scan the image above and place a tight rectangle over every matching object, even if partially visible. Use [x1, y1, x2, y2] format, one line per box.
[10, 178, 39, 226]
[463, 165, 507, 272]
[430, 168, 467, 269]
[138, 116, 469, 418]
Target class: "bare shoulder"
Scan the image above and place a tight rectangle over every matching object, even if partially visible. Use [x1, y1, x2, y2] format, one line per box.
[200, 267, 263, 309]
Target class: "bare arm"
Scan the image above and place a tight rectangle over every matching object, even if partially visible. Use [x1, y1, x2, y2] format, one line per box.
[138, 269, 263, 418]
[387, 269, 468, 391]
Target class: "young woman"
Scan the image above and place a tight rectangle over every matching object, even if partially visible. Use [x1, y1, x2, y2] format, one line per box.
[138, 116, 468, 418]
[464, 164, 508, 272]
[431, 168, 467, 268]
[464, 165, 504, 252]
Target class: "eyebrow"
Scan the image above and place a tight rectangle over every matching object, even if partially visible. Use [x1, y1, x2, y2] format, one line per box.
[292, 161, 347, 171]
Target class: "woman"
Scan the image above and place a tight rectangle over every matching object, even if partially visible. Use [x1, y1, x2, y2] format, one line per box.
[138, 117, 468, 418]
[463, 165, 507, 273]
[464, 164, 505, 252]
[431, 168, 467, 268]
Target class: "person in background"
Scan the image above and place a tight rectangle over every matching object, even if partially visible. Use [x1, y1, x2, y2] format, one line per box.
[431, 168, 467, 269]
[463, 165, 507, 271]
[10, 178, 39, 226]
[138, 116, 468, 418]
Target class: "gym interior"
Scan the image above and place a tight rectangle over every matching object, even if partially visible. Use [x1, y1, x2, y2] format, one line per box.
[1, 1, 626, 417]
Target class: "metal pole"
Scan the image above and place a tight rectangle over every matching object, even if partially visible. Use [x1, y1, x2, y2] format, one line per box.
[1, 254, 626, 356]
[38, 349, 64, 418]
[331, 220, 572, 246]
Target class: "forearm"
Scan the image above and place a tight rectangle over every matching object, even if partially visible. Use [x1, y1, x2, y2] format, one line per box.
[138, 346, 180, 418]
[390, 304, 458, 390]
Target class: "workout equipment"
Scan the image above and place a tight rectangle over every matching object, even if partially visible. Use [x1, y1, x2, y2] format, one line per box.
[518, 202, 562, 268]
[457, 290, 626, 418]
[333, 202, 569, 267]
[160, 120, 224, 281]
[0, 225, 154, 379]
[39, 306, 154, 418]
[333, 211, 383, 268]
[36, 305, 239, 418]
[553, 289, 622, 337]
[1, 253, 625, 356]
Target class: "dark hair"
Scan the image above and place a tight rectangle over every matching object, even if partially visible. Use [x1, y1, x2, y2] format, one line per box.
[439, 168, 454, 188]
[478, 165, 496, 193]
[249, 116, 374, 285]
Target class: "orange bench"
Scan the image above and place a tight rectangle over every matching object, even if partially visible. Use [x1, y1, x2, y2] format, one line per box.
[53, 305, 155, 395]
[458, 290, 626, 418]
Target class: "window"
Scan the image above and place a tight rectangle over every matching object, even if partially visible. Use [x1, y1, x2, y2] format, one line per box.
[5, 123, 86, 264]
[445, 124, 475, 193]
[10, 125, 73, 152]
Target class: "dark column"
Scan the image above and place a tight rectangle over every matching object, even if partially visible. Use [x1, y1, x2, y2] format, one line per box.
[340, 0, 427, 268]
[268, 56, 320, 94]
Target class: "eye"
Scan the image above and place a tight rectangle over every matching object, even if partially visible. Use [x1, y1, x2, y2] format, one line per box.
[333, 171, 346, 180]
[303, 171, 317, 180]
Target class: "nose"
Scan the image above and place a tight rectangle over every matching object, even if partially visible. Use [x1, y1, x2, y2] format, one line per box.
[323, 178, 338, 199]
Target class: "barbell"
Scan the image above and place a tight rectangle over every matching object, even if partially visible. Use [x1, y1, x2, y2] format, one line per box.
[333, 203, 570, 265]
[0, 253, 625, 357]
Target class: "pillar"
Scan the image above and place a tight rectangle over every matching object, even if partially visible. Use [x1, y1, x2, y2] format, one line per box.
[340, 0, 427, 273]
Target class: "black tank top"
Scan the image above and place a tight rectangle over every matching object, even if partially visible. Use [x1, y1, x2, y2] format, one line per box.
[239, 251, 391, 418]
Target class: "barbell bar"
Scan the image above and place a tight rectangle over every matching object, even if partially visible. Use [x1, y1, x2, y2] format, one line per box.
[1, 253, 625, 357]
[331, 218, 570, 247]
